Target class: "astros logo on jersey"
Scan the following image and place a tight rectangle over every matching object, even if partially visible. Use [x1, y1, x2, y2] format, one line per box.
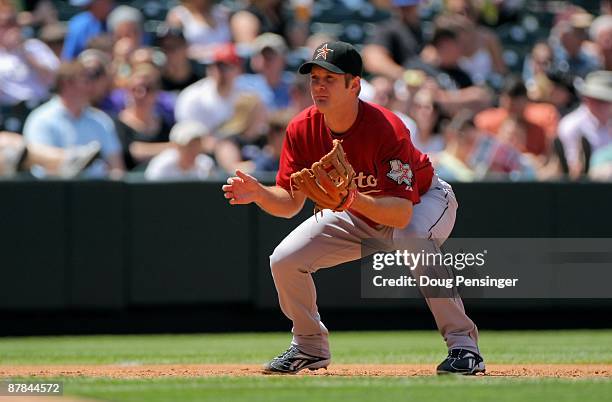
[315, 44, 334, 60]
[387, 160, 414, 191]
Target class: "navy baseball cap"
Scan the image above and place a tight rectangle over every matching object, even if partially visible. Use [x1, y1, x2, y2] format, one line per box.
[298, 41, 363, 77]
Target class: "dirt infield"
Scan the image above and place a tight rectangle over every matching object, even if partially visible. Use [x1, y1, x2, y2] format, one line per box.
[1, 364, 611, 378]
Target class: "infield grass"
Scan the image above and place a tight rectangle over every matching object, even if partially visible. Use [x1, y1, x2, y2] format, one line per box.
[63, 376, 612, 402]
[0, 330, 611, 365]
[1, 330, 611, 401]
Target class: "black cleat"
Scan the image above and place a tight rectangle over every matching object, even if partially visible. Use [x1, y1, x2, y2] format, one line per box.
[263, 346, 330, 374]
[436, 348, 486, 375]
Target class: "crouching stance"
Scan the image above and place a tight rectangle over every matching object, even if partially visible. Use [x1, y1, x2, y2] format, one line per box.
[222, 42, 484, 375]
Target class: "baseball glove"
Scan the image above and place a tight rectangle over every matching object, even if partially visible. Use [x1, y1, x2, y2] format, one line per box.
[290, 139, 358, 215]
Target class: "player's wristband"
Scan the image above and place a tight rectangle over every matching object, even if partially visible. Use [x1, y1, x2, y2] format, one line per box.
[339, 188, 358, 210]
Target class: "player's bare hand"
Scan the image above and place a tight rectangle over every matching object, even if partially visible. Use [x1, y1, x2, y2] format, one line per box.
[221, 170, 261, 205]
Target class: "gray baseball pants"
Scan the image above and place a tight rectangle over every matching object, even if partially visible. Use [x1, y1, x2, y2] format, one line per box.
[269, 176, 480, 359]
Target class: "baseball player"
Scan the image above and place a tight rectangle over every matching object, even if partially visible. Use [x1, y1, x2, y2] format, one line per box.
[222, 41, 485, 375]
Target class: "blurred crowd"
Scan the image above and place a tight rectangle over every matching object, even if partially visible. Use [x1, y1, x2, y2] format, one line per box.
[0, 0, 610, 181]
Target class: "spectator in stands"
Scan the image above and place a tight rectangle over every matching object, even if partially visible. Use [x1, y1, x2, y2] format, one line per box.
[236, 33, 294, 111]
[252, 109, 292, 172]
[114, 64, 172, 170]
[524, 41, 554, 82]
[145, 120, 214, 180]
[589, 143, 612, 181]
[108, 5, 145, 87]
[432, 111, 478, 182]
[39, 23, 66, 60]
[112, 45, 165, 89]
[408, 88, 446, 154]
[420, 24, 471, 90]
[155, 25, 204, 92]
[166, 0, 231, 63]
[129, 47, 166, 69]
[102, 48, 176, 130]
[0, 2, 59, 107]
[443, 3, 506, 85]
[78, 49, 114, 112]
[363, 0, 425, 80]
[497, 116, 528, 151]
[539, 71, 579, 116]
[129, 50, 177, 128]
[108, 5, 143, 46]
[175, 43, 249, 133]
[475, 77, 558, 156]
[400, 67, 426, 100]
[590, 15, 612, 71]
[558, 71, 612, 178]
[84, 33, 114, 57]
[369, 75, 417, 137]
[437, 110, 536, 181]
[62, 0, 115, 60]
[0, 130, 100, 178]
[16, 0, 57, 29]
[409, 24, 492, 115]
[551, 16, 600, 78]
[81, 45, 178, 130]
[523, 41, 555, 96]
[479, 116, 537, 180]
[285, 0, 311, 48]
[287, 74, 313, 116]
[214, 94, 268, 173]
[231, 0, 287, 44]
[23, 61, 124, 177]
[526, 66, 579, 117]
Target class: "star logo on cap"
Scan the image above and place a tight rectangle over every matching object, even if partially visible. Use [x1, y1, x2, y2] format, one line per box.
[315, 44, 334, 60]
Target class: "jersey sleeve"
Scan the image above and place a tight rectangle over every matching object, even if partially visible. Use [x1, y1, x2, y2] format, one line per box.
[376, 132, 423, 204]
[275, 127, 303, 192]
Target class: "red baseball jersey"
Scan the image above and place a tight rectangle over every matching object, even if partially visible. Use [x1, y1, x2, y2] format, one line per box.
[277, 101, 434, 227]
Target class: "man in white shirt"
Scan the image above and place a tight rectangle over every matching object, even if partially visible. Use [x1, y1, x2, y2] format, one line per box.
[558, 71, 612, 178]
[174, 44, 249, 132]
[145, 121, 214, 180]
